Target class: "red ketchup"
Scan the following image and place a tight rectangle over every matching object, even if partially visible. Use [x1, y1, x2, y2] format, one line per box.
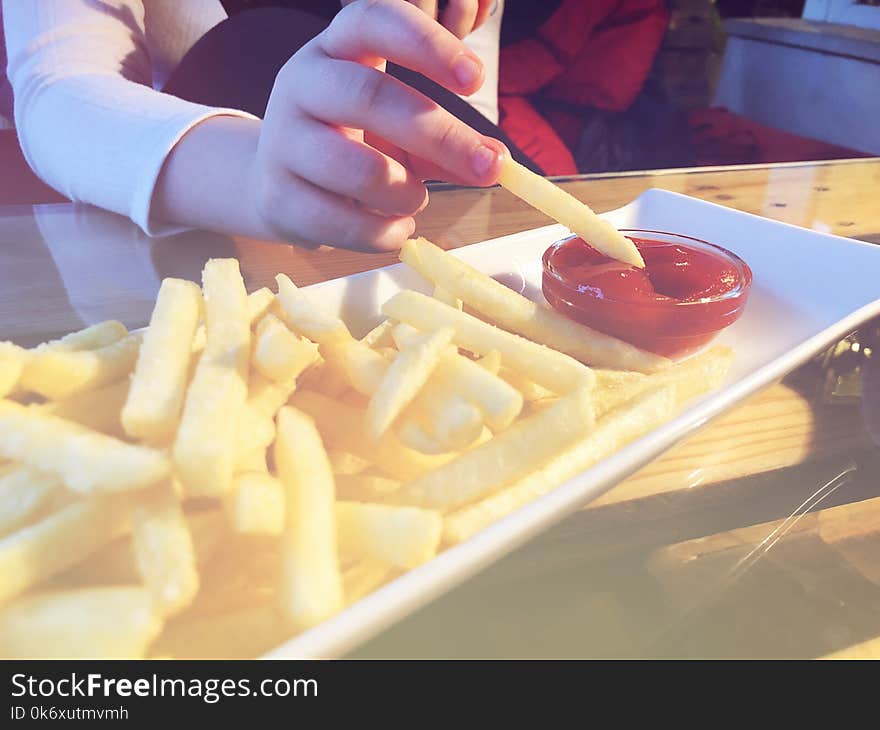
[542, 233, 752, 358]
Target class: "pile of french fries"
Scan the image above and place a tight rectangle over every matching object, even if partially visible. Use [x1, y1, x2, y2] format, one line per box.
[0, 233, 731, 658]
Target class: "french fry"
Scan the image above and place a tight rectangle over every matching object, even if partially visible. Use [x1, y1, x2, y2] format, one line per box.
[390, 321, 523, 431]
[252, 313, 319, 383]
[131, 482, 199, 617]
[122, 278, 201, 443]
[321, 338, 388, 395]
[400, 389, 484, 452]
[19, 332, 142, 400]
[174, 259, 250, 497]
[386, 387, 595, 512]
[383, 290, 594, 394]
[336, 501, 442, 569]
[0, 464, 60, 538]
[400, 237, 667, 372]
[0, 497, 133, 606]
[342, 559, 395, 605]
[276, 274, 395, 397]
[274, 407, 343, 631]
[360, 319, 395, 348]
[291, 390, 455, 481]
[366, 327, 454, 439]
[226, 472, 285, 536]
[327, 450, 371, 476]
[433, 283, 462, 310]
[477, 349, 502, 375]
[192, 286, 276, 352]
[0, 586, 162, 658]
[443, 385, 677, 544]
[496, 157, 645, 267]
[247, 371, 300, 420]
[397, 419, 455, 455]
[234, 404, 276, 472]
[594, 346, 733, 417]
[149, 603, 286, 659]
[594, 368, 646, 390]
[335, 473, 402, 501]
[247, 286, 275, 323]
[498, 366, 555, 402]
[45, 320, 129, 352]
[38, 378, 130, 436]
[0, 400, 169, 494]
[59, 509, 226, 586]
[0, 342, 27, 398]
[275, 274, 352, 345]
[436, 353, 523, 430]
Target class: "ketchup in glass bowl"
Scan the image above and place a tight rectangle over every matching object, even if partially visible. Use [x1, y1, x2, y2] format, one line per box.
[542, 230, 752, 358]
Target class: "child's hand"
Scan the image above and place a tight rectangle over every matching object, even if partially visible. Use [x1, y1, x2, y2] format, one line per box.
[251, 0, 508, 251]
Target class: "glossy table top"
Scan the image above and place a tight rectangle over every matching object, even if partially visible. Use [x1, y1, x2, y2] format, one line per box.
[2, 157, 879, 658]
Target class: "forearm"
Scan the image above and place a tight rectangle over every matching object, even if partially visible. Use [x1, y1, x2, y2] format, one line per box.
[151, 115, 274, 241]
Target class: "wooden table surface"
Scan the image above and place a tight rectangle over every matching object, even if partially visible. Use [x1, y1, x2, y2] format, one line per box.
[2, 157, 879, 658]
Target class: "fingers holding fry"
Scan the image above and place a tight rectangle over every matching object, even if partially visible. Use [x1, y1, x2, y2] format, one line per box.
[496, 158, 645, 268]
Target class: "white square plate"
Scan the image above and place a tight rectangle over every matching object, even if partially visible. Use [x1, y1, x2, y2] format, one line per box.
[264, 188, 880, 658]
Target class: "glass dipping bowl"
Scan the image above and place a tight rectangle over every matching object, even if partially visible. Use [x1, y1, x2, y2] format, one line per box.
[541, 230, 753, 359]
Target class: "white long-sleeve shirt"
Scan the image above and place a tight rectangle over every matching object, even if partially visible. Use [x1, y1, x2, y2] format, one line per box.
[1, 0, 502, 235]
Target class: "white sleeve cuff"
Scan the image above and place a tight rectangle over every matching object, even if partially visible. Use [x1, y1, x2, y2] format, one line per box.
[132, 107, 259, 237]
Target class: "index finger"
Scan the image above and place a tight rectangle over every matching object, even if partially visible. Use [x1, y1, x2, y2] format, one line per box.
[320, 0, 485, 97]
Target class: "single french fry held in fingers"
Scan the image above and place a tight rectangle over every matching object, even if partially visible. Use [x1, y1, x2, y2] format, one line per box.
[274, 407, 343, 631]
[496, 157, 645, 267]
[0, 401, 170, 494]
[382, 290, 594, 394]
[336, 502, 442, 570]
[0, 586, 162, 659]
[366, 327, 454, 439]
[122, 278, 202, 443]
[386, 387, 595, 512]
[174, 259, 250, 497]
[400, 237, 667, 372]
[443, 385, 678, 544]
